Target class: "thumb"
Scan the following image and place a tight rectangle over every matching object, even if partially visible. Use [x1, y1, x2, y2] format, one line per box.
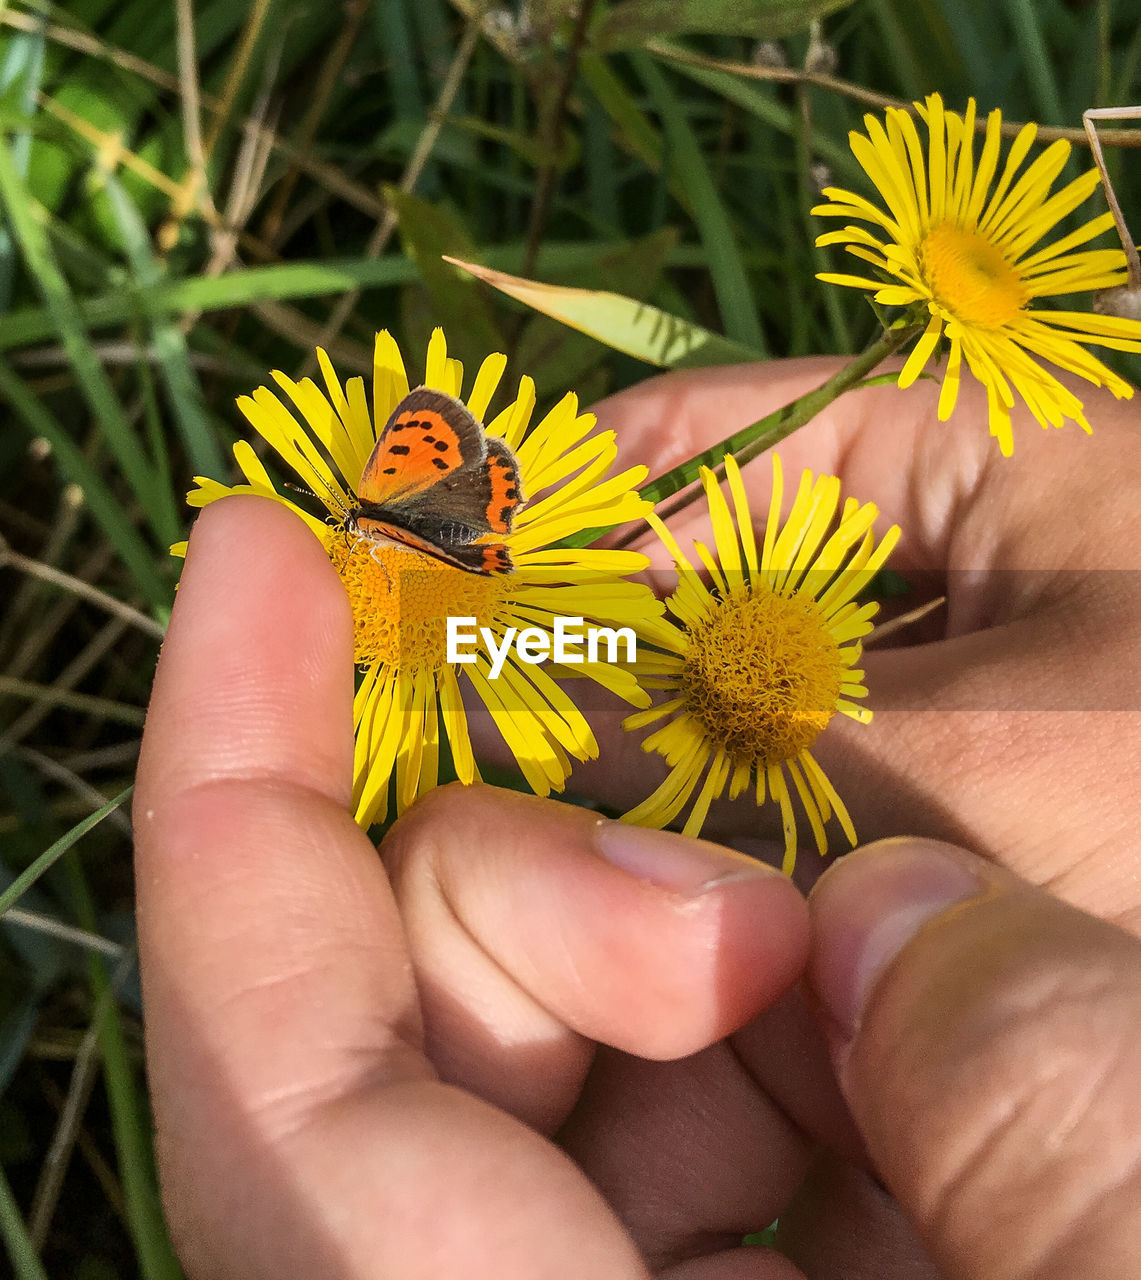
[807, 838, 1141, 1280]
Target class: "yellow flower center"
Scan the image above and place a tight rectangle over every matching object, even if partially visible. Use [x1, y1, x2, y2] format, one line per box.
[327, 533, 508, 669]
[681, 588, 843, 766]
[921, 223, 1028, 329]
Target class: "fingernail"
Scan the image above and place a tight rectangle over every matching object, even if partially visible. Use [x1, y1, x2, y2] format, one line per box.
[809, 839, 982, 1040]
[594, 819, 783, 896]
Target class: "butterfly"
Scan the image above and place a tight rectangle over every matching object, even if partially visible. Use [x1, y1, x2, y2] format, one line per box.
[344, 387, 525, 575]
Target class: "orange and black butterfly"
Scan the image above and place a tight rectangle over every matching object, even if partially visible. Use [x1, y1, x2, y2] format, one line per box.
[346, 388, 525, 575]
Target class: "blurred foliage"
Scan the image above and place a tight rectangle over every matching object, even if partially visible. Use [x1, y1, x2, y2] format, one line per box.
[2, 0, 1140, 1273]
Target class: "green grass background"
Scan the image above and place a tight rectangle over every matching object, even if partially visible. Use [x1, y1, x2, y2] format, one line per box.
[2, 0, 1139, 1274]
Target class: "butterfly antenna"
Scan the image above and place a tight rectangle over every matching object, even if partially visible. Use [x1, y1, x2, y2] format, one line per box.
[284, 469, 352, 523]
[283, 469, 397, 591]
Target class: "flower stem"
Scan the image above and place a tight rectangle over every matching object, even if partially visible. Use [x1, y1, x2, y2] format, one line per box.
[640, 322, 922, 517]
[558, 322, 921, 551]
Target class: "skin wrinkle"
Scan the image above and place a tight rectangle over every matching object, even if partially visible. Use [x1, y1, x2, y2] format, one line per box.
[927, 1073, 1108, 1280]
[852, 900, 1141, 1278]
[722, 1030, 810, 1155]
[136, 800, 350, 934]
[387, 811, 567, 1029]
[429, 861, 570, 1035]
[154, 773, 352, 830]
[162, 696, 350, 790]
[143, 782, 427, 1118]
[919, 427, 983, 570]
[158, 915, 428, 1136]
[559, 1039, 808, 1265]
[252, 1038, 435, 1148]
[1094, 1155, 1141, 1238]
[390, 789, 776, 1062]
[207, 939, 412, 1031]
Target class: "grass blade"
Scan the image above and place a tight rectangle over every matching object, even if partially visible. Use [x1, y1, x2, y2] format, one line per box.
[0, 13, 46, 312]
[632, 53, 768, 354]
[0, 361, 169, 608]
[0, 142, 167, 544]
[0, 786, 134, 919]
[66, 856, 181, 1280]
[99, 167, 226, 480]
[0, 1161, 49, 1280]
[1001, 0, 1065, 125]
[0, 254, 420, 352]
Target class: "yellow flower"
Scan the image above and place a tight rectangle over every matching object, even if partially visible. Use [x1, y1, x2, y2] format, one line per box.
[623, 454, 899, 875]
[814, 93, 1141, 455]
[182, 328, 664, 827]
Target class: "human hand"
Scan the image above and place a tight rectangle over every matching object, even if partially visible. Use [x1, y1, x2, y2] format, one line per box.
[561, 361, 1141, 929]
[133, 496, 810, 1278]
[134, 366, 1141, 1279]
[545, 362, 1141, 1275]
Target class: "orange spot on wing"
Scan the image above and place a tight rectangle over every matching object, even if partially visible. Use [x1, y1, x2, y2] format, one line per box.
[358, 409, 468, 502]
[477, 544, 513, 574]
[484, 448, 522, 534]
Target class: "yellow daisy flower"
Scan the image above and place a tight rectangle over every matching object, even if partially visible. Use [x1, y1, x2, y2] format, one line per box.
[623, 454, 900, 875]
[814, 93, 1141, 455]
[182, 328, 664, 827]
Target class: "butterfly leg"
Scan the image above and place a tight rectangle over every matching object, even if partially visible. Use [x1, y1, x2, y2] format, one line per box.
[342, 528, 395, 593]
[366, 540, 394, 592]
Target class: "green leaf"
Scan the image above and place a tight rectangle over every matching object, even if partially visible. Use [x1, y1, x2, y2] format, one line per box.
[594, 0, 855, 47]
[514, 228, 680, 389]
[446, 255, 763, 368]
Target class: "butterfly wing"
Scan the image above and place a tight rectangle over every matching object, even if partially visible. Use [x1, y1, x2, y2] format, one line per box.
[352, 388, 523, 577]
[352, 519, 514, 574]
[356, 388, 486, 506]
[482, 439, 526, 533]
[382, 438, 525, 542]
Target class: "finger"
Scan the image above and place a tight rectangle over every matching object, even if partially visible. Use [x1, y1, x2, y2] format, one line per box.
[775, 1150, 943, 1280]
[806, 838, 1141, 1280]
[135, 495, 406, 1130]
[381, 784, 810, 1133]
[553, 984, 865, 1267]
[135, 497, 420, 1267]
[657, 1245, 807, 1280]
[557, 1041, 811, 1268]
[134, 499, 649, 1280]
